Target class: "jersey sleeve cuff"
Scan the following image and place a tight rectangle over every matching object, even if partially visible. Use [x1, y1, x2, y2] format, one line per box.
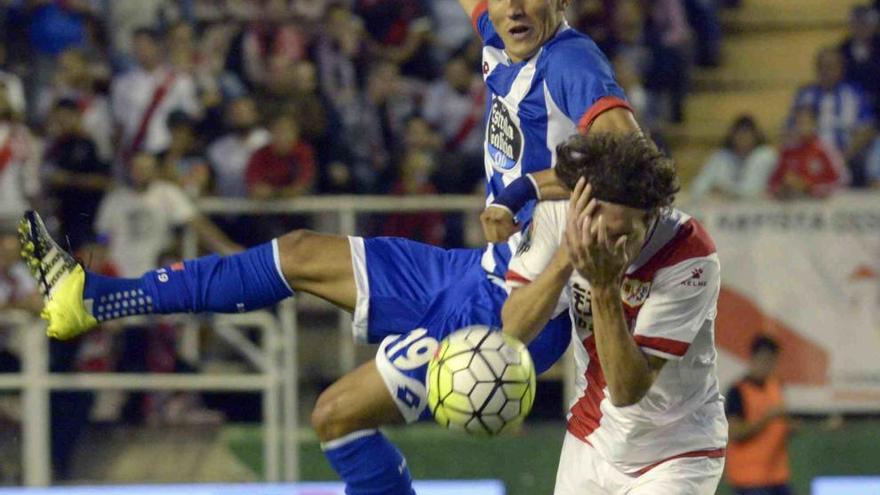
[577, 96, 634, 134]
[471, 1, 489, 38]
[634, 335, 690, 360]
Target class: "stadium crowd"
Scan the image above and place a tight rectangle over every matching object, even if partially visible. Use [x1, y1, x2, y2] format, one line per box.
[691, 4, 880, 201]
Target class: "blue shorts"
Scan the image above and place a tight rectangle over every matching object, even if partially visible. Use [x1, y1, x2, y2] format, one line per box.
[349, 237, 571, 422]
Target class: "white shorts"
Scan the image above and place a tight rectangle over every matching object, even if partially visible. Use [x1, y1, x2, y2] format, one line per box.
[554, 432, 724, 495]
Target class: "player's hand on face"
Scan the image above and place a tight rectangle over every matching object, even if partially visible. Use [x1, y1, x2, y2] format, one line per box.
[481, 205, 519, 243]
[565, 178, 629, 289]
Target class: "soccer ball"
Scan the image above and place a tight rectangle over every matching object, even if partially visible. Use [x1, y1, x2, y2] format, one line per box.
[427, 325, 536, 436]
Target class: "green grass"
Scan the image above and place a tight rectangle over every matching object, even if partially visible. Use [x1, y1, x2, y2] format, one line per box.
[225, 420, 880, 495]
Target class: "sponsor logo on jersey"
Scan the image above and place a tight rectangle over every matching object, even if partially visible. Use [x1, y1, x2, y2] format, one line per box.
[571, 281, 593, 334]
[487, 97, 523, 172]
[621, 278, 651, 307]
[679, 268, 707, 287]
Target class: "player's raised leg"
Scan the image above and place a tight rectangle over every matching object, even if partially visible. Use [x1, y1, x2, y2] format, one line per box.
[311, 361, 415, 495]
[18, 210, 355, 340]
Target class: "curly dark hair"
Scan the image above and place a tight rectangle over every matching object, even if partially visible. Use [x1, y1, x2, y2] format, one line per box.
[555, 132, 680, 211]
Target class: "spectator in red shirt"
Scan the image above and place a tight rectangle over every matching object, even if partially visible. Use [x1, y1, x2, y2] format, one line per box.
[245, 113, 316, 200]
[382, 149, 445, 246]
[769, 105, 849, 199]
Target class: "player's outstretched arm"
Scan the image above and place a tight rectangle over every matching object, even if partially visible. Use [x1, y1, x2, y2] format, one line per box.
[501, 246, 572, 345]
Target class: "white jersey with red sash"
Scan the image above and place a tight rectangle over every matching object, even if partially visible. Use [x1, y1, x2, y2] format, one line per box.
[506, 201, 728, 474]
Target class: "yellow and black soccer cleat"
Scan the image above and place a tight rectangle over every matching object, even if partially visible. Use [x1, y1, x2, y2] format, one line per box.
[18, 211, 97, 340]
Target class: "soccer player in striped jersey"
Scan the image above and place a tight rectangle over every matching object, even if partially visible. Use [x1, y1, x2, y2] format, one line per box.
[20, 1, 642, 493]
[503, 133, 727, 494]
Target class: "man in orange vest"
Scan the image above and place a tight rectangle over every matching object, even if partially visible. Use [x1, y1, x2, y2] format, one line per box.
[725, 335, 794, 495]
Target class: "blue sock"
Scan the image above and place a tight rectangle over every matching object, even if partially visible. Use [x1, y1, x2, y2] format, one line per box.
[83, 240, 293, 321]
[323, 430, 416, 495]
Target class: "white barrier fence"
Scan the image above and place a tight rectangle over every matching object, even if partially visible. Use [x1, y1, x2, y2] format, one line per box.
[0, 305, 299, 487]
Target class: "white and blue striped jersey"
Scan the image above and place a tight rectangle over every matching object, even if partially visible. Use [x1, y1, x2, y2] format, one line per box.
[471, 2, 631, 280]
[790, 81, 875, 153]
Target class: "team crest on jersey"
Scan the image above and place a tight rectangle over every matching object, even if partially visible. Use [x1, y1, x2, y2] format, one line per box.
[487, 97, 523, 172]
[621, 278, 651, 307]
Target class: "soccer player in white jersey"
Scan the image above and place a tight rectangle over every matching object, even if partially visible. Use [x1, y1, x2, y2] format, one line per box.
[20, 1, 643, 493]
[503, 133, 728, 494]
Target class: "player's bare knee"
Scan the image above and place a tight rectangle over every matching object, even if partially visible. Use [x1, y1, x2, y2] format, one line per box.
[311, 391, 355, 442]
[277, 229, 320, 280]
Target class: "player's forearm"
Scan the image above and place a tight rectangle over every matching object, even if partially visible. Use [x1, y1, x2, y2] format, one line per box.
[590, 287, 654, 407]
[530, 169, 570, 201]
[502, 252, 572, 344]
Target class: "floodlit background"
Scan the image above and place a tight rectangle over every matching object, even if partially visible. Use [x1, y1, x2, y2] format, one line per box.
[0, 0, 879, 494]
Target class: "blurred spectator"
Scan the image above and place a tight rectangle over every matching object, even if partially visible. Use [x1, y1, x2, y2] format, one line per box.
[36, 48, 114, 161]
[0, 90, 39, 221]
[725, 335, 793, 495]
[422, 56, 485, 159]
[684, 0, 722, 67]
[26, 1, 92, 57]
[245, 113, 316, 200]
[43, 99, 111, 251]
[839, 5, 880, 113]
[157, 110, 211, 197]
[355, 0, 436, 80]
[342, 61, 422, 192]
[111, 27, 200, 164]
[315, 3, 367, 117]
[0, 222, 41, 316]
[612, 54, 650, 130]
[224, 4, 308, 90]
[106, 0, 182, 59]
[259, 60, 333, 153]
[789, 47, 876, 185]
[644, 0, 693, 123]
[207, 96, 270, 198]
[95, 152, 238, 278]
[429, 0, 472, 59]
[0, 43, 25, 118]
[292, 0, 331, 22]
[690, 115, 778, 201]
[769, 106, 848, 199]
[572, 0, 618, 56]
[382, 150, 445, 245]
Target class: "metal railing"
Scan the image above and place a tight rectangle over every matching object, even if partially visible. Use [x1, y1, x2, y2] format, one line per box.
[0, 305, 298, 486]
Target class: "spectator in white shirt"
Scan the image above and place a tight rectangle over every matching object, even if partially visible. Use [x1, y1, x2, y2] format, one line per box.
[206, 96, 270, 198]
[690, 115, 778, 201]
[0, 90, 40, 221]
[110, 27, 200, 162]
[0, 43, 25, 119]
[95, 152, 239, 277]
[422, 56, 485, 158]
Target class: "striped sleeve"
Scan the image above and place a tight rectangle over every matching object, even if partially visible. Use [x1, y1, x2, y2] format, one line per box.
[543, 39, 631, 133]
[633, 255, 720, 360]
